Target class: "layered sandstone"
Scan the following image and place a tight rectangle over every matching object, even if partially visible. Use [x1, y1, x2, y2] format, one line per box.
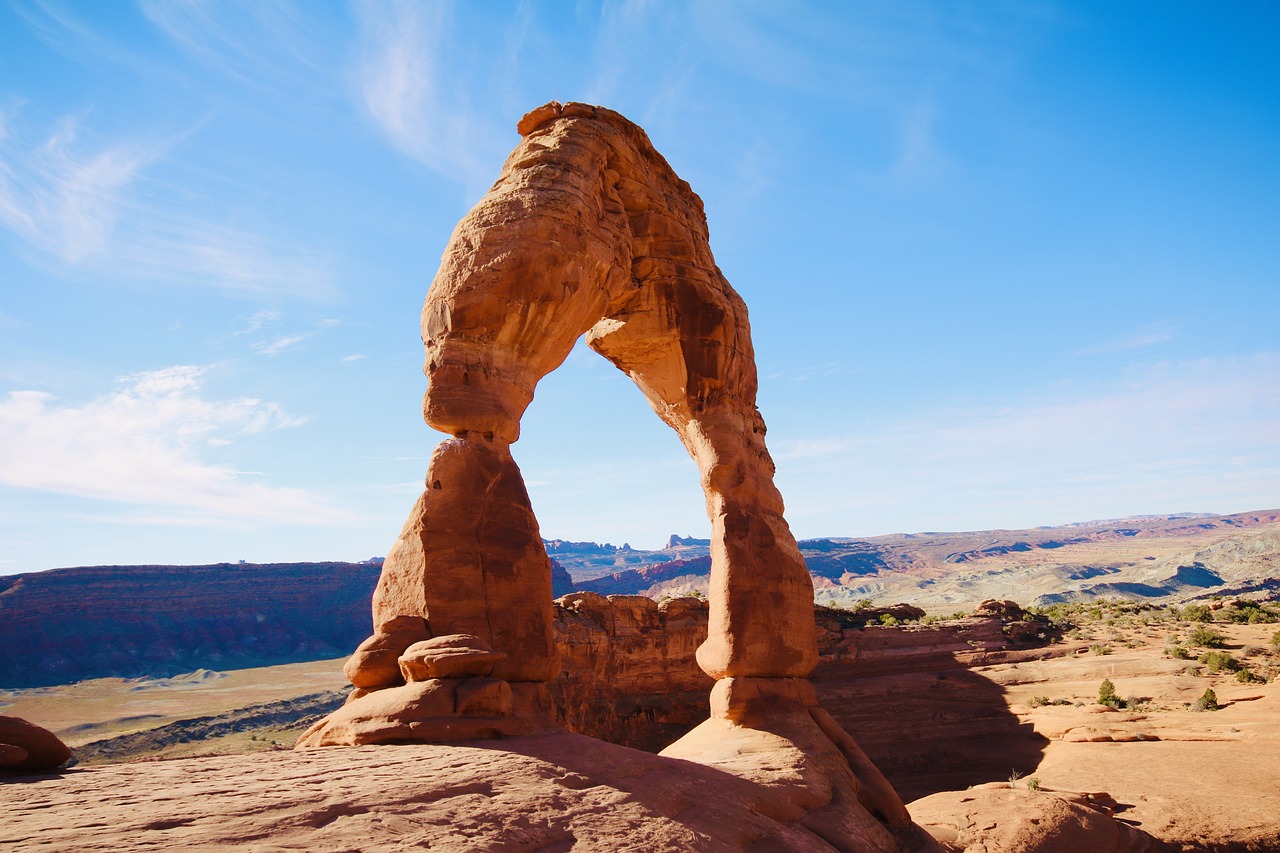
[315, 101, 934, 850]
[361, 100, 816, 693]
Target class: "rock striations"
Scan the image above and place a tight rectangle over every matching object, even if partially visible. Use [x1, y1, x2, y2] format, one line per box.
[299, 102, 937, 851]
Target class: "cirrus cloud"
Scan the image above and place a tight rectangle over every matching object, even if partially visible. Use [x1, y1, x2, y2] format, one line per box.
[0, 365, 351, 526]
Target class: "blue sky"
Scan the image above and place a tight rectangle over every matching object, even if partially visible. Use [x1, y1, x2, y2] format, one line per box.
[1, 1, 1277, 574]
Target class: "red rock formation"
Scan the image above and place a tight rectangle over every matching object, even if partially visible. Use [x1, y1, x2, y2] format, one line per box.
[320, 101, 935, 850]
[363, 100, 816, 691]
[552, 593, 711, 750]
[0, 716, 71, 773]
[0, 562, 381, 688]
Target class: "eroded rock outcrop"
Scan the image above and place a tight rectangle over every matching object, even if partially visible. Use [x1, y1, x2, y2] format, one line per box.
[311, 101, 936, 850]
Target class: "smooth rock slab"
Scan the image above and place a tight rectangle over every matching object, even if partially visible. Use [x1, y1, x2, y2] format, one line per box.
[2, 733, 879, 852]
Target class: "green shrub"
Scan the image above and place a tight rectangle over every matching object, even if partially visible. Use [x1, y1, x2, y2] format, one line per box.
[1198, 650, 1239, 672]
[1187, 625, 1226, 648]
[879, 614, 900, 626]
[1098, 678, 1122, 708]
[1180, 604, 1214, 623]
[1192, 688, 1219, 711]
[1167, 646, 1191, 659]
[1272, 629, 1280, 650]
[1025, 776, 1042, 792]
[1091, 643, 1113, 656]
[1235, 669, 1261, 684]
[1027, 696, 1050, 708]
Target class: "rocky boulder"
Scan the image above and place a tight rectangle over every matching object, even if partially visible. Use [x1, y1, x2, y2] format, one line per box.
[0, 716, 71, 773]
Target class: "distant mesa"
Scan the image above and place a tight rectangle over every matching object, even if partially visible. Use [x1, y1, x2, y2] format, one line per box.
[665, 534, 711, 549]
[5, 509, 1280, 689]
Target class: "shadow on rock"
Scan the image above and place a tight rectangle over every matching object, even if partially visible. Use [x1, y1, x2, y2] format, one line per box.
[812, 624, 1051, 802]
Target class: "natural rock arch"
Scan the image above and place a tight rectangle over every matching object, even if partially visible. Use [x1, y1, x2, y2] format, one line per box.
[299, 103, 934, 849]
[371, 101, 817, 686]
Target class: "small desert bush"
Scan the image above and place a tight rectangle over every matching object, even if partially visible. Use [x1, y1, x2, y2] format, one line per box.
[1246, 606, 1280, 624]
[879, 614, 900, 626]
[1180, 604, 1214, 623]
[1091, 643, 1113, 656]
[1198, 650, 1239, 672]
[1235, 668, 1262, 684]
[1166, 646, 1191, 659]
[1097, 678, 1123, 708]
[1192, 688, 1219, 712]
[1187, 625, 1226, 648]
[1271, 629, 1280, 650]
[1025, 776, 1042, 792]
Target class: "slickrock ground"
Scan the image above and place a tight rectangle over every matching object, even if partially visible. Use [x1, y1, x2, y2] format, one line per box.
[971, 620, 1280, 850]
[2, 733, 906, 852]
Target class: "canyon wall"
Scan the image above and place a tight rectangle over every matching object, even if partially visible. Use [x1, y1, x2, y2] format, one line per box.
[0, 563, 382, 688]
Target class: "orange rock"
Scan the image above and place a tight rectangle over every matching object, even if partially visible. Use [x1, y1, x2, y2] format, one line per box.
[909, 786, 1165, 852]
[398, 635, 507, 681]
[342, 615, 430, 689]
[391, 101, 817, 683]
[372, 438, 558, 683]
[0, 716, 71, 773]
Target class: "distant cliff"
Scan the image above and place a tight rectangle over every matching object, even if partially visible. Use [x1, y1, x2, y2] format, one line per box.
[0, 562, 381, 688]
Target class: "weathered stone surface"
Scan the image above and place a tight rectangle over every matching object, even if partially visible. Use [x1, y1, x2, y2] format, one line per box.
[0, 715, 71, 772]
[342, 615, 431, 689]
[0, 742, 29, 767]
[294, 680, 555, 747]
[369, 100, 815, 687]
[306, 101, 928, 849]
[0, 734, 931, 851]
[552, 593, 712, 750]
[372, 439, 558, 683]
[660, 692, 940, 853]
[398, 634, 507, 681]
[909, 785, 1166, 852]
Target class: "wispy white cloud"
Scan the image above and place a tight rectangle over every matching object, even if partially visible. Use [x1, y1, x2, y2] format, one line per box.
[353, 0, 502, 188]
[341, 353, 369, 363]
[0, 366, 351, 525]
[249, 318, 339, 356]
[0, 107, 337, 298]
[139, 0, 332, 94]
[773, 354, 1280, 532]
[252, 334, 309, 357]
[0, 113, 154, 262]
[234, 309, 282, 336]
[1074, 323, 1177, 356]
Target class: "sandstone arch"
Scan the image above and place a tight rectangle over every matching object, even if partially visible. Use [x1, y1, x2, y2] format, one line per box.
[299, 103, 935, 849]
[371, 100, 818, 686]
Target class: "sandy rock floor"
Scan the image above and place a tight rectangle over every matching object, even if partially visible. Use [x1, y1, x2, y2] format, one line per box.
[2, 733, 861, 852]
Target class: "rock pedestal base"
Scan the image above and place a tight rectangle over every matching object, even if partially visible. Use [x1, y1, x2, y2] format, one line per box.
[297, 633, 559, 747]
[660, 678, 943, 853]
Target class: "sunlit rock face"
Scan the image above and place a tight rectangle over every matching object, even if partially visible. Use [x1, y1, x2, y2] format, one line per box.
[358, 100, 818, 696]
[315, 102, 943, 852]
